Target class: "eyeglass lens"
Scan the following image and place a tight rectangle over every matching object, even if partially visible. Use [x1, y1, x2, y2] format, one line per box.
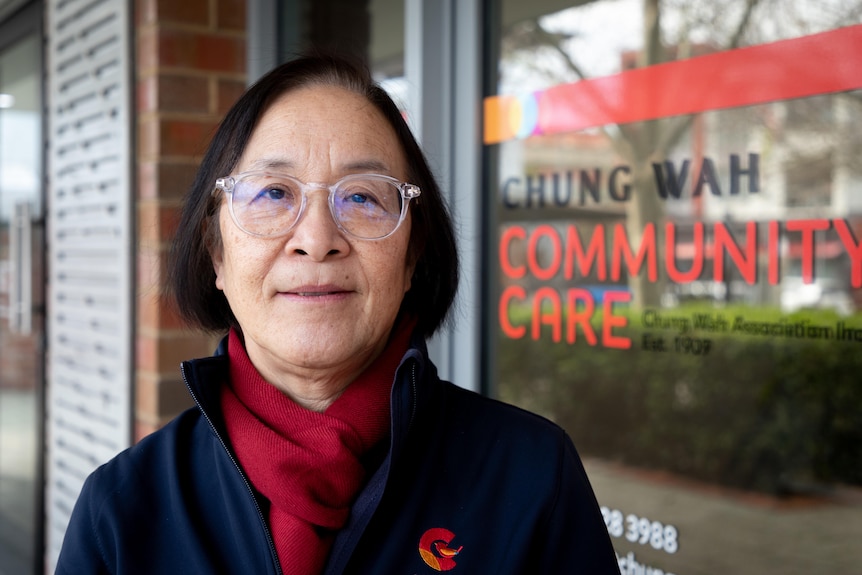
[230, 174, 404, 239]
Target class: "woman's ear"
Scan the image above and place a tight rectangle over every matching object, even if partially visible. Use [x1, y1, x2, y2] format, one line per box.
[212, 253, 225, 291]
[204, 212, 225, 291]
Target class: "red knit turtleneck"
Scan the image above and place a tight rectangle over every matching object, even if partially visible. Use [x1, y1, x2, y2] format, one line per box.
[220, 318, 414, 574]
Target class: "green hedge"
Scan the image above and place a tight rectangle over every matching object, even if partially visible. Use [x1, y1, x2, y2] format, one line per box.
[496, 305, 862, 495]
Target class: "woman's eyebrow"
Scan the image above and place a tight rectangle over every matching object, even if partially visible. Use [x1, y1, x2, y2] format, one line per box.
[342, 160, 390, 173]
[247, 158, 295, 171]
[247, 158, 391, 174]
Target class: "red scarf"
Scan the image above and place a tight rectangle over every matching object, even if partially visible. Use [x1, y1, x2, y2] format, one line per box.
[220, 319, 413, 574]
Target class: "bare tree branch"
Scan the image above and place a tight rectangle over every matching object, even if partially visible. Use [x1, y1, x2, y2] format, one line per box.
[650, 0, 762, 156]
[728, 0, 763, 49]
[530, 24, 590, 81]
[524, 20, 639, 159]
[642, 0, 662, 67]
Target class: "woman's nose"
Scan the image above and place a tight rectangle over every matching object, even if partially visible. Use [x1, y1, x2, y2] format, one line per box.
[285, 191, 349, 260]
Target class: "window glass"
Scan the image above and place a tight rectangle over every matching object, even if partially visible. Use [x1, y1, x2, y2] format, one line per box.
[0, 29, 43, 574]
[485, 1, 862, 573]
[369, 0, 407, 109]
[277, 0, 407, 109]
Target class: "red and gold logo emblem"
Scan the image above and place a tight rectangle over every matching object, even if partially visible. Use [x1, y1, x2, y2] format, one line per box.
[418, 527, 463, 571]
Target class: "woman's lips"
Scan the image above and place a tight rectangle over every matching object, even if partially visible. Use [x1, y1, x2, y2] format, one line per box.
[282, 284, 351, 297]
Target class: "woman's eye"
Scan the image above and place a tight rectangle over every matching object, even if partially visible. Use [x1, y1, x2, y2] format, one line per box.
[264, 187, 285, 200]
[348, 193, 372, 204]
[253, 187, 287, 202]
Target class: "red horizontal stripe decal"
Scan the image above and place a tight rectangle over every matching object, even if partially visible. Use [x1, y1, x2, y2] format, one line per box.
[484, 25, 862, 144]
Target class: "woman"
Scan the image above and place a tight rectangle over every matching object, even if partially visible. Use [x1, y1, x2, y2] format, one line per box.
[57, 54, 620, 574]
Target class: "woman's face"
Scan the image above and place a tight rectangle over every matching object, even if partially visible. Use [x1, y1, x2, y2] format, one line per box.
[212, 85, 414, 393]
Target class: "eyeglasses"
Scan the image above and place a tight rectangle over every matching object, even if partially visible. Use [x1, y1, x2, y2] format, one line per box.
[214, 171, 421, 240]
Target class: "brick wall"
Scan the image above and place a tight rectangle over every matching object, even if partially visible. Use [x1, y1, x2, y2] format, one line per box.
[135, 0, 246, 440]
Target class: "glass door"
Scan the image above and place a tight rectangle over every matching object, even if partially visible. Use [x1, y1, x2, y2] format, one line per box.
[484, 1, 862, 574]
[0, 5, 44, 573]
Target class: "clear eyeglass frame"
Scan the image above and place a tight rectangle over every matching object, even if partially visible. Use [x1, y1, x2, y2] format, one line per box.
[214, 171, 421, 240]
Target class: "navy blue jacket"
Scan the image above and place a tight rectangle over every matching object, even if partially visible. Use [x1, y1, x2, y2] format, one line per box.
[56, 336, 620, 574]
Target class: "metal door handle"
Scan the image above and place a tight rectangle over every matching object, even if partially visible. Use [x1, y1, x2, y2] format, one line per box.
[10, 200, 32, 335]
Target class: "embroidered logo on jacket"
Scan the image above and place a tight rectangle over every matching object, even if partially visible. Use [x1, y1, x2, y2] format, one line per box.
[418, 528, 463, 571]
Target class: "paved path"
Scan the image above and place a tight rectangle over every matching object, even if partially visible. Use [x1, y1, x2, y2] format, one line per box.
[586, 459, 862, 575]
[0, 389, 36, 574]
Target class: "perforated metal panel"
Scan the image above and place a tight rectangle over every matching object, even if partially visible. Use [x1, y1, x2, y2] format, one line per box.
[45, 0, 132, 568]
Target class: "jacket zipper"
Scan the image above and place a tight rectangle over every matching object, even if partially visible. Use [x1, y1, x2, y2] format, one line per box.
[409, 361, 418, 428]
[323, 357, 420, 575]
[181, 363, 283, 575]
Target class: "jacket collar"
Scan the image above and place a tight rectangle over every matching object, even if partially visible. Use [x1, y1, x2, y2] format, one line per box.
[181, 327, 436, 451]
